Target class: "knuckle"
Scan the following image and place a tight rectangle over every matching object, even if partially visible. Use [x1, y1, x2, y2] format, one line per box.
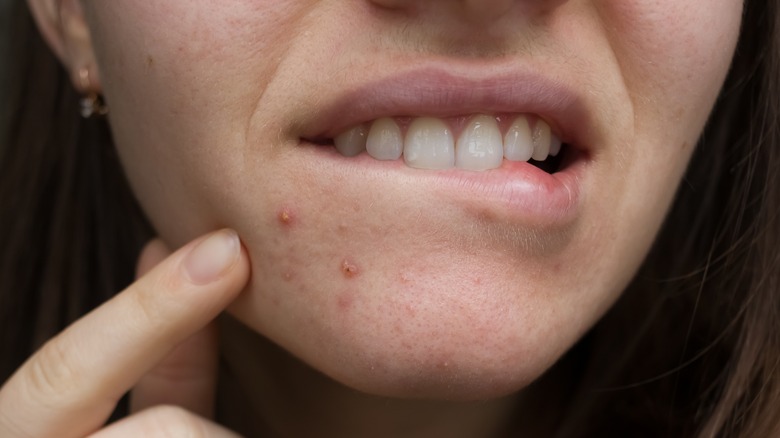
[143, 405, 208, 438]
[0, 407, 33, 438]
[131, 281, 167, 326]
[24, 339, 80, 401]
[130, 270, 184, 329]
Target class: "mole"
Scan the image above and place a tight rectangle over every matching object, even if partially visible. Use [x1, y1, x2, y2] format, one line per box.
[341, 259, 359, 278]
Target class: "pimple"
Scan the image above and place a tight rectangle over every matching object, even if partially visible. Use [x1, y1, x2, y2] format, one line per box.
[337, 292, 354, 312]
[277, 207, 295, 227]
[341, 259, 360, 278]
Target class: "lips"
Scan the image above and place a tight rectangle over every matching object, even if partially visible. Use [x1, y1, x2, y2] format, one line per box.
[296, 64, 594, 227]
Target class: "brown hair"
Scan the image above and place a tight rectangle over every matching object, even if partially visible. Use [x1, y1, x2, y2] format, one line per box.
[0, 1, 152, 379]
[1, 1, 777, 436]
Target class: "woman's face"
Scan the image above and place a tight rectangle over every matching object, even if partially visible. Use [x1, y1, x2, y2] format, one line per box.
[81, 1, 741, 399]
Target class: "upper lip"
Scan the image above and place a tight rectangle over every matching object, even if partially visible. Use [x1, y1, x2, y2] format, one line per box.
[300, 61, 595, 153]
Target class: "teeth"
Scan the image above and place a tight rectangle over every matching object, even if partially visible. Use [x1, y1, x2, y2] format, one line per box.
[550, 133, 562, 157]
[531, 120, 551, 161]
[404, 117, 455, 170]
[332, 116, 562, 171]
[503, 116, 534, 162]
[456, 115, 504, 171]
[334, 124, 368, 157]
[366, 118, 403, 160]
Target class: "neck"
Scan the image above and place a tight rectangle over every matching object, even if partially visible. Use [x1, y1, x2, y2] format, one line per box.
[215, 315, 525, 438]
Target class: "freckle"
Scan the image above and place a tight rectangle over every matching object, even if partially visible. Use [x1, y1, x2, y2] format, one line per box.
[145, 55, 154, 68]
[341, 259, 359, 278]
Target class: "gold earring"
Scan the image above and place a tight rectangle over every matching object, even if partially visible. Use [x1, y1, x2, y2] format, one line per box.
[78, 67, 108, 118]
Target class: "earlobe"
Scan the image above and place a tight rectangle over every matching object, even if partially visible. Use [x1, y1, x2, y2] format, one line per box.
[26, 0, 102, 93]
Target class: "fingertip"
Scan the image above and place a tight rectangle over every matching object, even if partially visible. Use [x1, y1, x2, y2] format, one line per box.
[182, 229, 242, 285]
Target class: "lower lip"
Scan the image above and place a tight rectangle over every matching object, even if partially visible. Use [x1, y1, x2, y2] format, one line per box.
[301, 142, 585, 228]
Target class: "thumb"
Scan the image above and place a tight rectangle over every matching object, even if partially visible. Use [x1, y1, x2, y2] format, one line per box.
[129, 237, 221, 418]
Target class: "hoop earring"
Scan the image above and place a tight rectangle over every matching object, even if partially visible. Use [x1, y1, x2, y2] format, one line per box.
[78, 67, 108, 118]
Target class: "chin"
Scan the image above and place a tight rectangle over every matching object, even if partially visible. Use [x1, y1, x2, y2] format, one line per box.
[225, 231, 621, 401]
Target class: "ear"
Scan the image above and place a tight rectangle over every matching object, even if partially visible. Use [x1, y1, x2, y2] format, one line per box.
[26, 0, 102, 92]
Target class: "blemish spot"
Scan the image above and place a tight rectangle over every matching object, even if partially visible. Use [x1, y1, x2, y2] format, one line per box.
[145, 55, 154, 68]
[337, 293, 354, 312]
[282, 271, 294, 282]
[341, 259, 360, 278]
[277, 207, 295, 226]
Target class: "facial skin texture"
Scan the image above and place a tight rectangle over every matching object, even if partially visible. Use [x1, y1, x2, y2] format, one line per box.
[75, 0, 742, 402]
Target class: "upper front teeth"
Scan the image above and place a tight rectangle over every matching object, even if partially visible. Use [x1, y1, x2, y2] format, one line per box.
[404, 117, 456, 170]
[456, 115, 504, 171]
[333, 114, 562, 172]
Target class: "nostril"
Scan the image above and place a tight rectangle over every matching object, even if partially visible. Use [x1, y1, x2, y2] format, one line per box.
[369, 0, 516, 26]
[367, 0, 415, 12]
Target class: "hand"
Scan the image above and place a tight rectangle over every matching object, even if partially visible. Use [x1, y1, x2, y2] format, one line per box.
[0, 229, 250, 437]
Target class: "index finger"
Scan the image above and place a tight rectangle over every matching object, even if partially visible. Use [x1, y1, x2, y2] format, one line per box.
[0, 229, 250, 438]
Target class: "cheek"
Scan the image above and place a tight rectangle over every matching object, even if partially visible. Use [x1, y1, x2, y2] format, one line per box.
[601, 0, 742, 123]
[589, 0, 742, 230]
[83, 2, 309, 242]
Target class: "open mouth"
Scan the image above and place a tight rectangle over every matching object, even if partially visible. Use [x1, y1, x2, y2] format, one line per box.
[304, 113, 570, 174]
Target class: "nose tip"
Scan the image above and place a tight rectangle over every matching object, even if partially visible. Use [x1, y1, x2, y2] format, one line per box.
[370, 0, 517, 25]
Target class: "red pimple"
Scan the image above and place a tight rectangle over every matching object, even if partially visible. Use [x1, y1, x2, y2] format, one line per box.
[277, 207, 295, 226]
[337, 292, 354, 312]
[341, 259, 360, 278]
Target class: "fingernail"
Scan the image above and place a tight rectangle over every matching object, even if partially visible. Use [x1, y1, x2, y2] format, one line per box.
[183, 229, 241, 285]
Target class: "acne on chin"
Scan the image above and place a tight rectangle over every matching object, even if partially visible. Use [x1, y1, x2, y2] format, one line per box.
[229, 218, 588, 401]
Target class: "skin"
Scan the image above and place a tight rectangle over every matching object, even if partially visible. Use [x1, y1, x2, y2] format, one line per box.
[5, 0, 743, 436]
